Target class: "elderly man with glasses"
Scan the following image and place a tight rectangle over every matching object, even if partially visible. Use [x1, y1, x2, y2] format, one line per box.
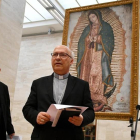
[22, 45, 95, 140]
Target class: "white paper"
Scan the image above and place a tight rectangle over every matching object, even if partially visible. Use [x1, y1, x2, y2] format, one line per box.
[7, 135, 22, 140]
[46, 104, 88, 122]
[52, 109, 63, 127]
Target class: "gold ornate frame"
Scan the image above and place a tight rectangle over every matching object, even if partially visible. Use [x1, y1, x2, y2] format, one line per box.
[62, 0, 139, 120]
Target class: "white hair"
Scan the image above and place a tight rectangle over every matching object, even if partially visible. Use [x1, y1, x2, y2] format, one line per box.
[57, 45, 74, 60]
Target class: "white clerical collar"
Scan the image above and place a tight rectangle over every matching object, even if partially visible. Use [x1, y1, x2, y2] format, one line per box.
[54, 72, 69, 80]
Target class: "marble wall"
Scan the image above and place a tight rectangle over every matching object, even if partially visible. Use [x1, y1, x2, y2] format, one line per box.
[0, 0, 26, 107]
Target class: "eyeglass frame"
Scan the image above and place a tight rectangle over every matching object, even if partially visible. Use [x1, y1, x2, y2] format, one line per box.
[51, 52, 73, 59]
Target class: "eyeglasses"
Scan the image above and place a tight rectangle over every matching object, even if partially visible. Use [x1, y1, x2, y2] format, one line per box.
[51, 53, 72, 59]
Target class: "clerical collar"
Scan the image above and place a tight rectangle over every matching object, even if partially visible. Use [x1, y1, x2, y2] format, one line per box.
[54, 72, 69, 80]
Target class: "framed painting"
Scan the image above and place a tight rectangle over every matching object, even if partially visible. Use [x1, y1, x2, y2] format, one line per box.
[62, 0, 139, 120]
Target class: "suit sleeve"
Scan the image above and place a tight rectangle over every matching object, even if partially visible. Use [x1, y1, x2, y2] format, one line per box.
[22, 80, 39, 126]
[81, 82, 95, 127]
[5, 85, 15, 135]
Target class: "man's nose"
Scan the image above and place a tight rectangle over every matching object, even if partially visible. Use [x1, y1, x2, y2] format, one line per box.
[56, 54, 60, 59]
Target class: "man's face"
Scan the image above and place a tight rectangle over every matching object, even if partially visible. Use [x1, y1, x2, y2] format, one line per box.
[51, 46, 73, 75]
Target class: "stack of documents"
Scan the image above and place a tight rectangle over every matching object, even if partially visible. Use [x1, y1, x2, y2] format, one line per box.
[47, 104, 88, 127]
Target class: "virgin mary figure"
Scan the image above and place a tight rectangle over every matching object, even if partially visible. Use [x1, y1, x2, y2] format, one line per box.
[76, 9, 116, 111]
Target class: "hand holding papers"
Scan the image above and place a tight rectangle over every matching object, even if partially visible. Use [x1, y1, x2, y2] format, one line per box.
[47, 104, 88, 127]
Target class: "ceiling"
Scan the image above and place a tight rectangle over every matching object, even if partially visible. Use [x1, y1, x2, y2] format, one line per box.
[22, 0, 119, 37]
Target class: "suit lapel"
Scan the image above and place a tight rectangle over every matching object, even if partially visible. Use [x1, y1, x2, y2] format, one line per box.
[61, 74, 75, 103]
[45, 74, 56, 103]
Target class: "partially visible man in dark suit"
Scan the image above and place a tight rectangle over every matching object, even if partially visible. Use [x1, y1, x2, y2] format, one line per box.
[22, 45, 95, 140]
[0, 77, 15, 139]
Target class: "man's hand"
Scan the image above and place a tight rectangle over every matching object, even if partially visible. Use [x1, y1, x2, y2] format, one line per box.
[68, 114, 83, 126]
[36, 112, 50, 125]
[9, 133, 15, 139]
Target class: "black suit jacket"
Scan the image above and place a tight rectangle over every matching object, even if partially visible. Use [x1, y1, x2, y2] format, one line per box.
[0, 82, 15, 135]
[23, 74, 95, 140]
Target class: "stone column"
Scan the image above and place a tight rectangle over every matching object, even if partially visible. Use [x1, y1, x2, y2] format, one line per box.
[0, 0, 26, 107]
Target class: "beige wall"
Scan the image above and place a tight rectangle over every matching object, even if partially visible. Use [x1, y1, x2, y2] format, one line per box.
[0, 0, 26, 107]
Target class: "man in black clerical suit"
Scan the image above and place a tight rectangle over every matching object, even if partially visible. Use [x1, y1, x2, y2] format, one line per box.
[22, 45, 95, 140]
[0, 81, 15, 140]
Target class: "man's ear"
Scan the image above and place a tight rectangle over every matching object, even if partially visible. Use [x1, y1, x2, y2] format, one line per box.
[70, 59, 74, 65]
